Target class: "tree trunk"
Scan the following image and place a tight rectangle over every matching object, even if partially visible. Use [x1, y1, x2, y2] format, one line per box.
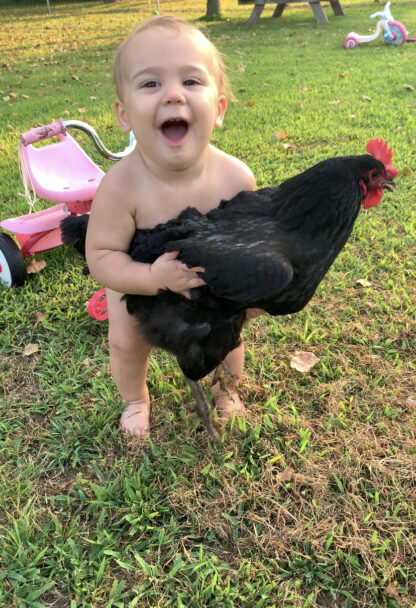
[206, 0, 221, 16]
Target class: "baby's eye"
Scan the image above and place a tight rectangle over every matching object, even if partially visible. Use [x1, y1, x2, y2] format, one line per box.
[183, 78, 200, 86]
[143, 80, 159, 88]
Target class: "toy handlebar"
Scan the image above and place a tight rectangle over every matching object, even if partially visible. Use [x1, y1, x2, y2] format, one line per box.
[20, 119, 66, 146]
[370, 0, 393, 21]
[20, 119, 136, 161]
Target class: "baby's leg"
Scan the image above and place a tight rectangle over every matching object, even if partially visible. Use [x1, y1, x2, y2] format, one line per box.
[107, 288, 152, 438]
[211, 341, 245, 419]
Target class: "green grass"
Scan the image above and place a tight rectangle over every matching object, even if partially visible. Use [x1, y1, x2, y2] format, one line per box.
[1, 1, 416, 606]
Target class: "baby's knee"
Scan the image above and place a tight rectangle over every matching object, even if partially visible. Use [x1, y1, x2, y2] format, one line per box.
[108, 325, 150, 360]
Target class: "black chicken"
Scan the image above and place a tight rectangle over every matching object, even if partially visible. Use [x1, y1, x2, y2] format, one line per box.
[61, 139, 397, 439]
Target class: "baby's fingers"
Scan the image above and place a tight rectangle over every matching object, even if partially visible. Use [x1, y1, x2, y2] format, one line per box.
[189, 265, 205, 274]
[188, 277, 206, 288]
[180, 263, 205, 275]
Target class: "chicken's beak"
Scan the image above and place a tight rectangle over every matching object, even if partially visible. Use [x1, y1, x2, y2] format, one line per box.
[383, 179, 396, 192]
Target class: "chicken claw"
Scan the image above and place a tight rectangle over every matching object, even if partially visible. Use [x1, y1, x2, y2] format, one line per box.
[185, 378, 221, 441]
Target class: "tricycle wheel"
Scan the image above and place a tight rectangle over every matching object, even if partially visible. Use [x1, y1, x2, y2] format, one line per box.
[384, 22, 407, 45]
[344, 36, 359, 49]
[0, 233, 27, 287]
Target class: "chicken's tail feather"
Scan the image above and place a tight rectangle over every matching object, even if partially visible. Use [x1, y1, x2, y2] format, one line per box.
[60, 214, 89, 258]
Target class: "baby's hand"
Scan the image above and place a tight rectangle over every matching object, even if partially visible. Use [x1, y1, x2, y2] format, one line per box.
[150, 251, 205, 295]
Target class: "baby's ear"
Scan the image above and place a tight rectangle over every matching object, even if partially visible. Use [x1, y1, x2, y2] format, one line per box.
[214, 95, 227, 129]
[114, 99, 131, 133]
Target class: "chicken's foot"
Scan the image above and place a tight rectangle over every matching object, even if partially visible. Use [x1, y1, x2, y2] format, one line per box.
[185, 378, 221, 442]
[212, 362, 243, 400]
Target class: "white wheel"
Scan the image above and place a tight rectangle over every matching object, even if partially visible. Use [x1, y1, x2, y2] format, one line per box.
[0, 233, 27, 287]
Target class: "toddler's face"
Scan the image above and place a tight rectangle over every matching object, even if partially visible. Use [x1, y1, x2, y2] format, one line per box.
[115, 27, 227, 172]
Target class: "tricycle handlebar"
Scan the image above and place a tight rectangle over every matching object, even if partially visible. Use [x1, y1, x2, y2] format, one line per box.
[20, 119, 66, 146]
[20, 119, 136, 161]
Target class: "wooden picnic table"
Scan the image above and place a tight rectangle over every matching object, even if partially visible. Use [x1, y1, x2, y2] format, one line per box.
[238, 0, 344, 25]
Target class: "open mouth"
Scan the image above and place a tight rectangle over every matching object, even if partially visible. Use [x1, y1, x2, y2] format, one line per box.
[161, 119, 189, 143]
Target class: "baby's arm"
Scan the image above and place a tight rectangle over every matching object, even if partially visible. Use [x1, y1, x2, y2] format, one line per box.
[85, 171, 204, 295]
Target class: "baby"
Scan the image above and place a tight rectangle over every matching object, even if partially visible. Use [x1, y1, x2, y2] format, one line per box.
[85, 15, 257, 437]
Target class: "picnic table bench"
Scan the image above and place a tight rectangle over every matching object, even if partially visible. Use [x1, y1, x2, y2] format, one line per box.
[238, 0, 344, 25]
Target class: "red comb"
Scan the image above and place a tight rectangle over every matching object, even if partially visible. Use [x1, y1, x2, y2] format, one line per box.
[366, 138, 398, 177]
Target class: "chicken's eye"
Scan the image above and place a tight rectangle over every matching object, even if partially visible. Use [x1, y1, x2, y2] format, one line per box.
[371, 170, 380, 179]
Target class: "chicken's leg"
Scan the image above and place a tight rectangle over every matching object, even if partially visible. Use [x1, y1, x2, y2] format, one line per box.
[185, 378, 221, 442]
[212, 361, 242, 399]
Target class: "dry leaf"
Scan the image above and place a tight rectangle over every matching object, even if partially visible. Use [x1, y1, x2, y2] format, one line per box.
[244, 101, 255, 107]
[406, 397, 416, 408]
[362, 95, 372, 102]
[300, 86, 308, 92]
[23, 343, 39, 357]
[356, 278, 372, 287]
[290, 351, 320, 373]
[273, 131, 286, 140]
[384, 583, 399, 600]
[404, 84, 414, 91]
[33, 311, 46, 328]
[27, 259, 46, 274]
[276, 468, 294, 484]
[283, 142, 297, 150]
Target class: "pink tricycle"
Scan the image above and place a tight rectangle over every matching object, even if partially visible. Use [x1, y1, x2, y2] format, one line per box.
[0, 119, 134, 316]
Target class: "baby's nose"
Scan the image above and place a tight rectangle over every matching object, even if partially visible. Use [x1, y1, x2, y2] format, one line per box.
[163, 83, 186, 104]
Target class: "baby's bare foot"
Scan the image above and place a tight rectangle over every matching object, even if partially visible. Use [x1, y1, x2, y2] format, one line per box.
[211, 382, 246, 420]
[120, 399, 150, 438]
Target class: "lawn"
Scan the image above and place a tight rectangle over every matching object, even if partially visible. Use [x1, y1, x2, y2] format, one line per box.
[0, 1, 415, 606]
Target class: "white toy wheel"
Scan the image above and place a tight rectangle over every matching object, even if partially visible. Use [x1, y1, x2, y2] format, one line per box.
[0, 233, 27, 287]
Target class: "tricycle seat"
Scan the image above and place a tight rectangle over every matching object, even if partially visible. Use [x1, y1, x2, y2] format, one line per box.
[20, 132, 105, 204]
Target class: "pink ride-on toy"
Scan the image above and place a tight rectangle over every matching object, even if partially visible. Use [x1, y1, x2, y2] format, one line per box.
[0, 118, 135, 319]
[344, 2, 411, 48]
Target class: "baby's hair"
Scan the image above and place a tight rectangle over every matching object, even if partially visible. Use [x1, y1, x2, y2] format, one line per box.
[113, 15, 232, 101]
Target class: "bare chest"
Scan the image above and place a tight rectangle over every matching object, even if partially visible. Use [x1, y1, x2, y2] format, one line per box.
[135, 183, 226, 229]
